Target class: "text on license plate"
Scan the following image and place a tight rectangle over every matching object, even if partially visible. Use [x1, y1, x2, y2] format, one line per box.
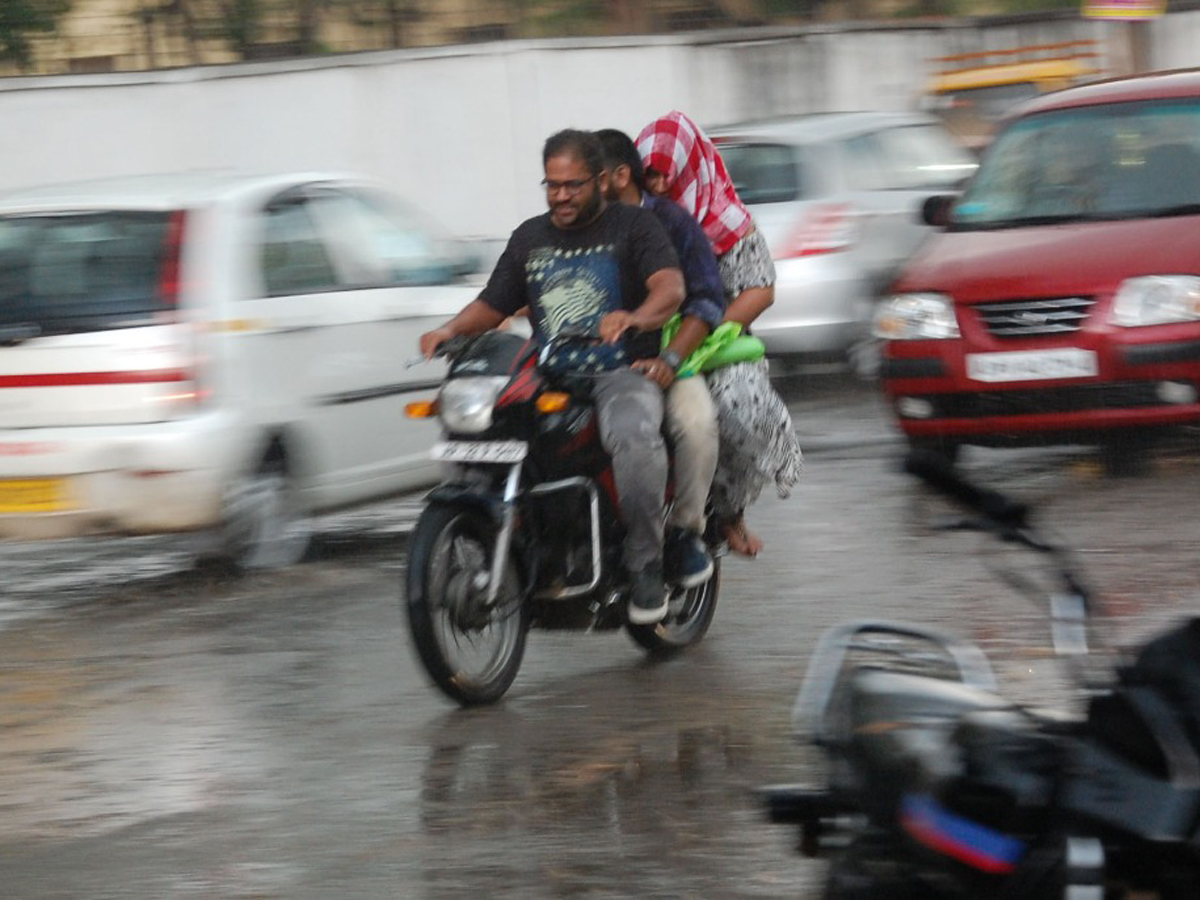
[966, 349, 1098, 383]
[0, 478, 73, 513]
[431, 440, 528, 464]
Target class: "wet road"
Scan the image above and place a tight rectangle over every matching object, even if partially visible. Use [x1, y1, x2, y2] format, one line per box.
[1, 374, 1198, 899]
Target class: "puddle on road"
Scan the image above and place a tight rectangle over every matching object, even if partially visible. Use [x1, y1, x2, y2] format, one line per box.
[0, 495, 427, 630]
[407, 662, 827, 899]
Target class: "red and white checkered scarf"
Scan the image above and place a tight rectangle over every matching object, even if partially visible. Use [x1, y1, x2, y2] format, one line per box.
[636, 110, 753, 256]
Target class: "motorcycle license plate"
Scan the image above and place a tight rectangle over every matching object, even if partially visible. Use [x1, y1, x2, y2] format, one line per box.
[431, 440, 528, 464]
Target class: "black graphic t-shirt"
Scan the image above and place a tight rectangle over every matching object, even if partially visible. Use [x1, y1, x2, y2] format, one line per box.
[479, 203, 679, 373]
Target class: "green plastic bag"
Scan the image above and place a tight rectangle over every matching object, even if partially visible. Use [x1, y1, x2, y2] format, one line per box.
[661, 315, 765, 378]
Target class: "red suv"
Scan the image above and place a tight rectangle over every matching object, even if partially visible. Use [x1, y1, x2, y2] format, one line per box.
[876, 68, 1200, 469]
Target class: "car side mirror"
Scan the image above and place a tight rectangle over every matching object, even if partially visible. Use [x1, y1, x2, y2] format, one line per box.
[922, 194, 955, 228]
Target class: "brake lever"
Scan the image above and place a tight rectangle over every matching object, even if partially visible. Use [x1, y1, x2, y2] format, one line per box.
[408, 335, 472, 368]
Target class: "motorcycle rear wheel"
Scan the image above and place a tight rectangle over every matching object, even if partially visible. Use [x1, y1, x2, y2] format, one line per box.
[405, 504, 528, 707]
[626, 560, 720, 657]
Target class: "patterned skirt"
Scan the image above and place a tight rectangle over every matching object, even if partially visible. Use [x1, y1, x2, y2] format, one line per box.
[707, 227, 802, 520]
[706, 357, 803, 520]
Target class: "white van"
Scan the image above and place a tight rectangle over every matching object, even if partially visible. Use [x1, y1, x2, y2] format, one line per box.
[0, 171, 480, 568]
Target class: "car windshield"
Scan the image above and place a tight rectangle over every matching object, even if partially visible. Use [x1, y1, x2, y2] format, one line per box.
[951, 98, 1200, 229]
[0, 211, 174, 334]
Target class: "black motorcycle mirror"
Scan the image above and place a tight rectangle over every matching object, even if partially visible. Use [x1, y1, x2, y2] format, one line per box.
[903, 450, 1028, 530]
[902, 451, 1111, 691]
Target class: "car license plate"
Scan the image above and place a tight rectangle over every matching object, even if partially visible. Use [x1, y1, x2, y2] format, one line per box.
[431, 440, 528, 464]
[966, 349, 1098, 383]
[0, 478, 73, 513]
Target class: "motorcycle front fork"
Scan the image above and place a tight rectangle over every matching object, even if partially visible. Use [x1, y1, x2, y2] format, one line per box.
[485, 462, 523, 607]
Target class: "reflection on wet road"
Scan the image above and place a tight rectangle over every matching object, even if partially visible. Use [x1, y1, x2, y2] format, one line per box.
[0, 374, 1197, 898]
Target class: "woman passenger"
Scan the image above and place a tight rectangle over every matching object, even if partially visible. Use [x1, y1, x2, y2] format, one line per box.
[637, 110, 802, 557]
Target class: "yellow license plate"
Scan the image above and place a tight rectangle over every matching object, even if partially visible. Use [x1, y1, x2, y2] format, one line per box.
[0, 478, 73, 513]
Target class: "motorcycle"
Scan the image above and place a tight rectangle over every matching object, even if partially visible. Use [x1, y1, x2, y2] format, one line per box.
[402, 329, 721, 707]
[762, 454, 1200, 899]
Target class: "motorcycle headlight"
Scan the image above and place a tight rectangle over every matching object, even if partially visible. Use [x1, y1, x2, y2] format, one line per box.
[1111, 276, 1200, 327]
[873, 293, 960, 340]
[437, 376, 509, 434]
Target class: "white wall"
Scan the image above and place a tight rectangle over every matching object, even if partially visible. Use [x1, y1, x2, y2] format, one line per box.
[2, 14, 1198, 242]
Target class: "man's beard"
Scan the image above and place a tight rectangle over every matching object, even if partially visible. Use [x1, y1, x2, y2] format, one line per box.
[569, 189, 603, 227]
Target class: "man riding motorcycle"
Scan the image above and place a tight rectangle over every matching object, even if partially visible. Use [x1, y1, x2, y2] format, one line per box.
[596, 127, 725, 594]
[419, 128, 685, 625]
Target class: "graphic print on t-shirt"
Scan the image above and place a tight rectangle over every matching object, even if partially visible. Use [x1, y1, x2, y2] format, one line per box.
[526, 244, 628, 373]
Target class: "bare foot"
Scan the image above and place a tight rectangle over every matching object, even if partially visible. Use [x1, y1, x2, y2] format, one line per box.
[722, 517, 762, 557]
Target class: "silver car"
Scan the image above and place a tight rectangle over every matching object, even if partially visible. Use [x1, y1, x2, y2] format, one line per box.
[711, 111, 977, 372]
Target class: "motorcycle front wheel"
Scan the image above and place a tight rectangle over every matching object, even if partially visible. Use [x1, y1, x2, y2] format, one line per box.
[626, 560, 720, 657]
[405, 504, 529, 707]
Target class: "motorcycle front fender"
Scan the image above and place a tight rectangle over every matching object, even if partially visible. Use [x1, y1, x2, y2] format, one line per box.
[420, 475, 535, 595]
[423, 482, 506, 524]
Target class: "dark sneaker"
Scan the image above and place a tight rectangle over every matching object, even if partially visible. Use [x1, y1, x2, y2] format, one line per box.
[628, 560, 668, 625]
[664, 527, 714, 589]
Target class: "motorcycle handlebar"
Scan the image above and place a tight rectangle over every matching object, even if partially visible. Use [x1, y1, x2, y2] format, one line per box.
[905, 452, 1097, 650]
[903, 451, 1029, 531]
[555, 324, 602, 343]
[554, 321, 643, 346]
[434, 334, 473, 359]
[404, 334, 474, 368]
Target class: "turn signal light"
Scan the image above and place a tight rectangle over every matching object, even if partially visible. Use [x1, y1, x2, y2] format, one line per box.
[536, 392, 570, 413]
[405, 399, 439, 418]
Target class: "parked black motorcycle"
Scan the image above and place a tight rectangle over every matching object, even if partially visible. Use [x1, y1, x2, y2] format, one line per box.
[403, 330, 721, 707]
[763, 454, 1200, 899]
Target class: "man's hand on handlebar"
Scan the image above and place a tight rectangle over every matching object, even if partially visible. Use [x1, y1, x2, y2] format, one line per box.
[418, 299, 508, 360]
[598, 310, 639, 345]
[419, 327, 455, 360]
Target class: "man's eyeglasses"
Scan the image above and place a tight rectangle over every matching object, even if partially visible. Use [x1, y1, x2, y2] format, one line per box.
[541, 175, 596, 196]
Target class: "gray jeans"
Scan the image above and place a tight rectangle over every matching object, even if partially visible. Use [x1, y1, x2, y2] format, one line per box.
[592, 367, 667, 574]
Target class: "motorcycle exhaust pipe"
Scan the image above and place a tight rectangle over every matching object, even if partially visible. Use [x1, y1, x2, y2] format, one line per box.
[761, 785, 844, 824]
[760, 786, 862, 857]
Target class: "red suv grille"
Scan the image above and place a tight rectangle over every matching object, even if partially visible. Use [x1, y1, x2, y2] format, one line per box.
[974, 297, 1094, 338]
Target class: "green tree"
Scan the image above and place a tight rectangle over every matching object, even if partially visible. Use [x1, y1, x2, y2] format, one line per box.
[0, 0, 70, 71]
[345, 1, 423, 49]
[218, 0, 265, 56]
[162, 0, 344, 60]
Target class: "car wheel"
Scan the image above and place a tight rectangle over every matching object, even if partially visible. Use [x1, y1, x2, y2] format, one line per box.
[1098, 433, 1154, 478]
[199, 454, 313, 571]
[904, 437, 960, 468]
